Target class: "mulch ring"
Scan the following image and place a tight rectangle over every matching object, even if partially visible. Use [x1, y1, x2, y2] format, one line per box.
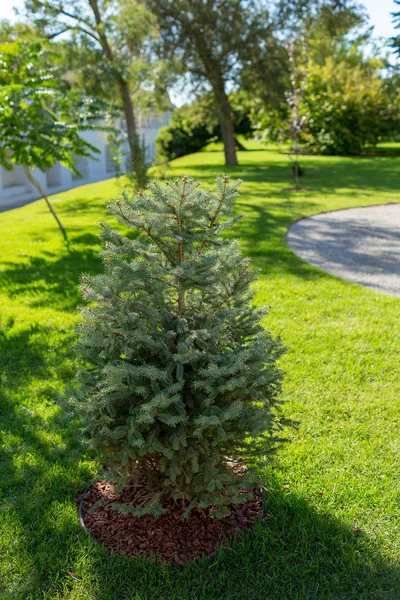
[78, 480, 262, 565]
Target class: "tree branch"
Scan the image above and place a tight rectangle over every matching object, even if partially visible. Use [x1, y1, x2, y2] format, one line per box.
[192, 176, 229, 262]
[23, 165, 68, 243]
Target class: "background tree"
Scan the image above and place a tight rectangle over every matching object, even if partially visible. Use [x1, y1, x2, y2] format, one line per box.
[243, 37, 308, 187]
[0, 19, 41, 43]
[392, 0, 400, 56]
[156, 92, 253, 162]
[145, 0, 272, 166]
[302, 0, 368, 65]
[24, 0, 157, 187]
[156, 103, 213, 163]
[300, 56, 400, 154]
[237, 0, 365, 144]
[74, 175, 286, 517]
[252, 55, 400, 156]
[297, 2, 398, 154]
[247, 0, 400, 156]
[0, 41, 111, 240]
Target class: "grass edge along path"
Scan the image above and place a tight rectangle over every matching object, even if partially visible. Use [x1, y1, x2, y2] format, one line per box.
[0, 143, 399, 599]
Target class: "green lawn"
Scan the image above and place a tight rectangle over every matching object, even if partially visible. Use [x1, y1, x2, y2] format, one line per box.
[0, 143, 399, 600]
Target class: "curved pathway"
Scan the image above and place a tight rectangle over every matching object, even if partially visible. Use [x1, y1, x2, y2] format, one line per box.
[287, 203, 400, 297]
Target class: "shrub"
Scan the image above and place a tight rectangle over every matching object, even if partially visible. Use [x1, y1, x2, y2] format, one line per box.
[156, 95, 254, 162]
[250, 57, 400, 156]
[301, 58, 400, 155]
[74, 175, 286, 517]
[156, 106, 213, 162]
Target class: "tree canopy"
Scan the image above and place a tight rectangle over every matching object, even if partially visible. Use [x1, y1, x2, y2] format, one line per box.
[145, 0, 274, 166]
[24, 0, 159, 186]
[0, 40, 110, 237]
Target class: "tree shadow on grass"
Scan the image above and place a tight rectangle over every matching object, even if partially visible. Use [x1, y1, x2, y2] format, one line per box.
[227, 200, 328, 282]
[85, 487, 399, 600]
[177, 155, 400, 196]
[4, 151, 397, 313]
[57, 196, 114, 216]
[0, 320, 96, 599]
[2, 362, 398, 600]
[0, 194, 323, 315]
[1, 323, 397, 600]
[0, 243, 102, 311]
[0, 321, 81, 483]
[10, 473, 400, 600]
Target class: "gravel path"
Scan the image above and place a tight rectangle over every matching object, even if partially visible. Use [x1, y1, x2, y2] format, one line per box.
[286, 203, 400, 297]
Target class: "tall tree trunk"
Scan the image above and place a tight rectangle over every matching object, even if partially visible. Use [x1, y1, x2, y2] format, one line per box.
[212, 82, 238, 166]
[88, 0, 147, 187]
[23, 166, 68, 243]
[194, 39, 238, 166]
[118, 77, 147, 187]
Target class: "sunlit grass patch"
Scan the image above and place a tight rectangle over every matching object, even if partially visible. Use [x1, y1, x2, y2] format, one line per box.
[0, 143, 399, 599]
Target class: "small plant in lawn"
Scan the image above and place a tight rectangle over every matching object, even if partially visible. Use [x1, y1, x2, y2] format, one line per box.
[285, 38, 308, 191]
[74, 175, 286, 521]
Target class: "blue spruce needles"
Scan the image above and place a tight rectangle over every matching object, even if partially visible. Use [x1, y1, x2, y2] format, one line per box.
[76, 175, 286, 518]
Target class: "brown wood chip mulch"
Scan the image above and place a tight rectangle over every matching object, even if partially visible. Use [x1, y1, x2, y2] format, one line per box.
[78, 480, 262, 565]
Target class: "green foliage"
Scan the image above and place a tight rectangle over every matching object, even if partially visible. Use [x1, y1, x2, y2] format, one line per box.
[247, 2, 400, 156]
[251, 36, 400, 156]
[156, 94, 253, 162]
[0, 39, 113, 238]
[156, 105, 213, 162]
[25, 0, 158, 96]
[0, 40, 110, 174]
[74, 175, 286, 516]
[392, 0, 400, 56]
[240, 0, 366, 132]
[301, 58, 400, 155]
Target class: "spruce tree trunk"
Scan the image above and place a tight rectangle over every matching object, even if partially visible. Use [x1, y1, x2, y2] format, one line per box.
[176, 212, 185, 314]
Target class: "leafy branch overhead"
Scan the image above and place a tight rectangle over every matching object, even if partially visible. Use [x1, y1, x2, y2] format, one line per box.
[0, 40, 113, 238]
[25, 0, 161, 186]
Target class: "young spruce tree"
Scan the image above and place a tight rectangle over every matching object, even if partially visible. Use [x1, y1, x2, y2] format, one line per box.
[76, 175, 286, 517]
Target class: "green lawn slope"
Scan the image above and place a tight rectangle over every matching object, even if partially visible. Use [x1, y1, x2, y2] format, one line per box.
[0, 143, 399, 599]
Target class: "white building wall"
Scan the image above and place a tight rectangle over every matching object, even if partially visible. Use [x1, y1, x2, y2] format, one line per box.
[138, 112, 171, 163]
[0, 111, 172, 211]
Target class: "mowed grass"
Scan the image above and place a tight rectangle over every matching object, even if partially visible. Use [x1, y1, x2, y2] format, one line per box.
[0, 143, 399, 599]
